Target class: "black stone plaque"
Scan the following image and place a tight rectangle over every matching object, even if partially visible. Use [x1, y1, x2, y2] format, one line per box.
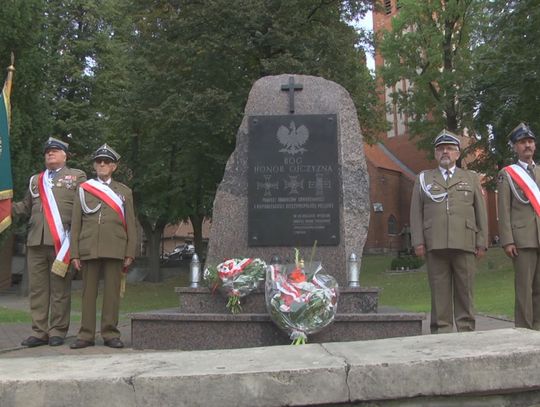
[248, 114, 340, 246]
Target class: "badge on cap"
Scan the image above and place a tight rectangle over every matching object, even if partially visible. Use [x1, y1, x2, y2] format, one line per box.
[43, 137, 69, 153]
[433, 129, 460, 148]
[93, 143, 121, 162]
[509, 123, 535, 144]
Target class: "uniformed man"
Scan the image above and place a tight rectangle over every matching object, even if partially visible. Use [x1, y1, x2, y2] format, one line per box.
[410, 130, 488, 333]
[12, 137, 87, 347]
[69, 144, 136, 349]
[497, 123, 540, 329]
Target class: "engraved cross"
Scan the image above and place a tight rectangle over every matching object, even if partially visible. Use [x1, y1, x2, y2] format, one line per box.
[281, 76, 303, 114]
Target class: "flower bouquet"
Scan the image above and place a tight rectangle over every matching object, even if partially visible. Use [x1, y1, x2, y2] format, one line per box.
[265, 249, 339, 345]
[204, 258, 266, 313]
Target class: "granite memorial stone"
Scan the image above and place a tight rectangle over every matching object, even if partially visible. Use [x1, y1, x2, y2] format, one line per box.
[206, 74, 370, 285]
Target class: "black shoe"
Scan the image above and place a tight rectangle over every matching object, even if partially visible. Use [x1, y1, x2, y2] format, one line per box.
[70, 339, 95, 349]
[49, 336, 64, 346]
[104, 338, 124, 348]
[21, 336, 48, 348]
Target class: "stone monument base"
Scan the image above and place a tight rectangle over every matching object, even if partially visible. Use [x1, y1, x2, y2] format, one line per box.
[130, 287, 424, 350]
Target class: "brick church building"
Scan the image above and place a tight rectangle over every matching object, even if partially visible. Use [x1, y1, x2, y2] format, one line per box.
[363, 0, 498, 253]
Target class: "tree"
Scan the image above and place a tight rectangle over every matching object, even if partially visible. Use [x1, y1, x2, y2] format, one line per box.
[43, 0, 118, 170]
[468, 0, 540, 185]
[98, 0, 383, 281]
[378, 0, 479, 151]
[0, 0, 50, 254]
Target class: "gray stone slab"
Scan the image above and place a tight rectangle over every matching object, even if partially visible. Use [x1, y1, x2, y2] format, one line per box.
[2, 330, 540, 406]
[175, 286, 380, 314]
[0, 345, 348, 407]
[323, 328, 540, 402]
[130, 309, 423, 350]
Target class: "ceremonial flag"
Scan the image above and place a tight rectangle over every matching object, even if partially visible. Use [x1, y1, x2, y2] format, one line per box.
[0, 55, 15, 234]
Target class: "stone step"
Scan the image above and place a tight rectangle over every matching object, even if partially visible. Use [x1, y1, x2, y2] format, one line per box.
[175, 286, 380, 314]
[130, 309, 424, 350]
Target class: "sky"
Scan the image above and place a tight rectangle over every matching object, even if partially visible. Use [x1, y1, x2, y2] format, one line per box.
[354, 11, 375, 72]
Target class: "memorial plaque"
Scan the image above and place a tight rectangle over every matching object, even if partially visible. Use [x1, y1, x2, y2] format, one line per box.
[248, 114, 340, 246]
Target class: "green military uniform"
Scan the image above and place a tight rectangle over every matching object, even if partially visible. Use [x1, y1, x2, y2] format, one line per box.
[410, 167, 488, 333]
[70, 164, 137, 344]
[12, 166, 86, 340]
[498, 162, 540, 329]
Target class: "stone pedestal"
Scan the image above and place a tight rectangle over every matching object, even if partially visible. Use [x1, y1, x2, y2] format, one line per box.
[130, 286, 424, 350]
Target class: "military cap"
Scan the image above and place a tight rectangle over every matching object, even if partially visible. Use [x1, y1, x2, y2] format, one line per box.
[93, 143, 121, 162]
[433, 129, 460, 148]
[509, 122, 535, 143]
[43, 137, 69, 153]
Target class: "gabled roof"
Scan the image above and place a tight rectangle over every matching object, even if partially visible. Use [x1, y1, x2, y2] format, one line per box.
[364, 142, 416, 180]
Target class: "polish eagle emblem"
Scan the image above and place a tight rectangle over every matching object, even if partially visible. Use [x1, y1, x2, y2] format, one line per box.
[277, 121, 309, 155]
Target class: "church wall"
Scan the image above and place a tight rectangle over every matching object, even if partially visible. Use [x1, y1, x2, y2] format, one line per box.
[364, 162, 412, 253]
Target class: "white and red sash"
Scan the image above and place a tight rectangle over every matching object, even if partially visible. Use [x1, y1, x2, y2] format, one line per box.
[504, 164, 540, 217]
[80, 179, 126, 228]
[38, 170, 70, 274]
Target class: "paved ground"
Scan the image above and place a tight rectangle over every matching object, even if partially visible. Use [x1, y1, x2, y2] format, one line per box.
[0, 288, 515, 359]
[0, 289, 143, 358]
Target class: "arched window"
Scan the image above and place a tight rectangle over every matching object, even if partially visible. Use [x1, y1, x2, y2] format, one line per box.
[388, 215, 398, 235]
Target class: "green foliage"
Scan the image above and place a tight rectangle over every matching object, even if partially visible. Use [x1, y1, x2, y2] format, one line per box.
[467, 0, 540, 186]
[390, 255, 424, 270]
[0, 0, 50, 197]
[376, 0, 540, 183]
[1, 1, 383, 280]
[378, 0, 479, 150]
[93, 0, 382, 279]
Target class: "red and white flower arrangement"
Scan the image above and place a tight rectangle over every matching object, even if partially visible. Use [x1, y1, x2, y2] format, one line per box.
[204, 257, 266, 313]
[265, 249, 338, 344]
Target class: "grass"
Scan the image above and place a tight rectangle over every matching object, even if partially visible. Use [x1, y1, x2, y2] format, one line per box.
[0, 250, 516, 323]
[0, 307, 32, 323]
[70, 273, 190, 323]
[360, 248, 515, 319]
[0, 271, 189, 324]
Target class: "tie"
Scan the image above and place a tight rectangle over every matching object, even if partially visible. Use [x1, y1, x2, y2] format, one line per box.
[445, 170, 452, 184]
[528, 164, 536, 181]
[48, 170, 55, 181]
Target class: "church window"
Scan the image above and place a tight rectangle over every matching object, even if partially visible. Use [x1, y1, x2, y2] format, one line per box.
[388, 215, 398, 235]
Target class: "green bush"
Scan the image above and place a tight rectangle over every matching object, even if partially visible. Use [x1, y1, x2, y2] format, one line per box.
[390, 255, 424, 270]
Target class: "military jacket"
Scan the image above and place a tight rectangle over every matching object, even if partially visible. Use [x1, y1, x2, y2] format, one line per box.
[497, 164, 540, 248]
[410, 168, 488, 253]
[70, 179, 137, 261]
[12, 167, 87, 246]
